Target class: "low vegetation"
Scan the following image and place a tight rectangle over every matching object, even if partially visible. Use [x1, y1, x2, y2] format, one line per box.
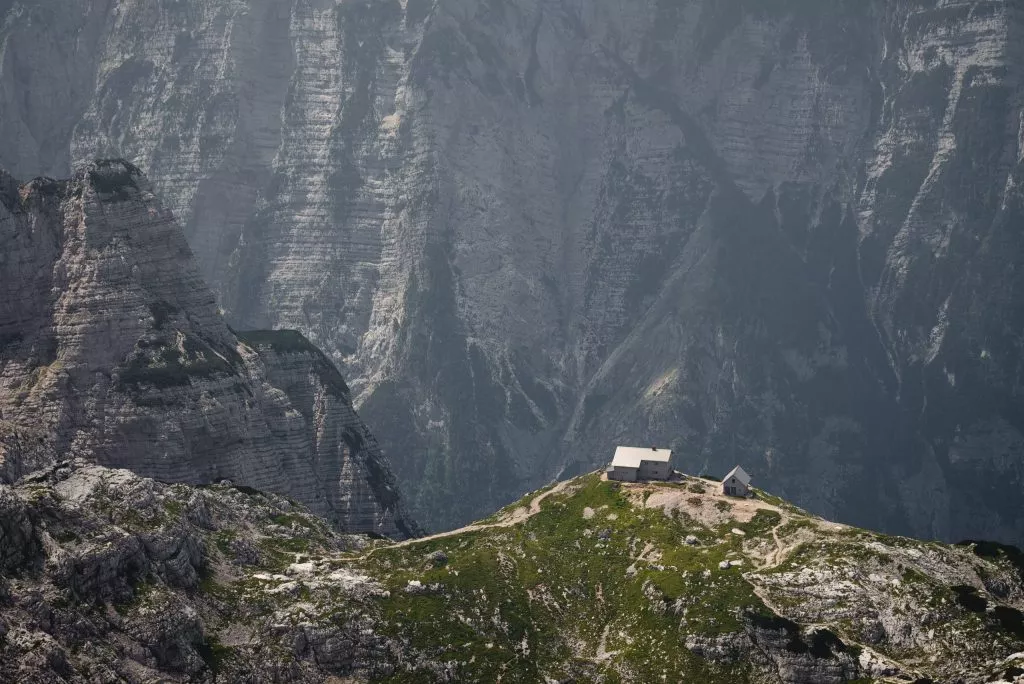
[4, 467, 1022, 683]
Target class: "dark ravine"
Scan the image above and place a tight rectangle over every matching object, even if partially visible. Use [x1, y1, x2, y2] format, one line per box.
[1, 0, 1023, 543]
[0, 161, 419, 539]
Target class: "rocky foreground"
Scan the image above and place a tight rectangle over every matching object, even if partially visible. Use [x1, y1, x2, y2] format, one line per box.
[1, 462, 1022, 683]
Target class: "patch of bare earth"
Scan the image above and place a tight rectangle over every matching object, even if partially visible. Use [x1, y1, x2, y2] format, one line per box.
[625, 476, 784, 528]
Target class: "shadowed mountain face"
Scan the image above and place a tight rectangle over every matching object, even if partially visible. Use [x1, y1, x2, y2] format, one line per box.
[1, 0, 1023, 541]
[0, 161, 418, 539]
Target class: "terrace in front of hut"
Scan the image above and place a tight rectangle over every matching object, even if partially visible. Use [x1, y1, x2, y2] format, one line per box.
[604, 445, 753, 498]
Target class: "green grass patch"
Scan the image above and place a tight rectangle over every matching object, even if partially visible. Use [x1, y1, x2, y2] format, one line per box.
[359, 475, 779, 681]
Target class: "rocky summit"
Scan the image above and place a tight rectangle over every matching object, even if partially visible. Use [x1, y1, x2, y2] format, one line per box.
[1, 463, 1022, 683]
[0, 161, 418, 539]
[1, 0, 1022, 541]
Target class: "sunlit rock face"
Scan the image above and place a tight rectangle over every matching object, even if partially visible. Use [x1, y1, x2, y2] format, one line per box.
[0, 162, 417, 539]
[1, 0, 1022, 541]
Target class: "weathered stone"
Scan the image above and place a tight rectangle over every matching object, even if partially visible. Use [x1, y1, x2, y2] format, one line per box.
[228, 537, 263, 567]
[0, 488, 37, 573]
[425, 550, 448, 568]
[0, 163, 419, 540]
[2, 0, 1022, 543]
[0, 460, 400, 682]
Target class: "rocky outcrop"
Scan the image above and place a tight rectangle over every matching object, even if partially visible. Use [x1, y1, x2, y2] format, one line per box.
[0, 161, 417, 539]
[0, 460, 396, 682]
[1, 1, 1024, 542]
[236, 330, 412, 538]
[2, 466, 1021, 682]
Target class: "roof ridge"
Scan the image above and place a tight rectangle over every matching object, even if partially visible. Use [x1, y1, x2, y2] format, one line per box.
[724, 465, 751, 484]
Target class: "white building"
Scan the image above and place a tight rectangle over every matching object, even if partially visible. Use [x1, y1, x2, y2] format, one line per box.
[722, 465, 751, 497]
[606, 446, 672, 482]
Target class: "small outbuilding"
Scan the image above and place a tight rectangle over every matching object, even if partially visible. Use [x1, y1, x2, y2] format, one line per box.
[722, 466, 751, 497]
[606, 446, 672, 482]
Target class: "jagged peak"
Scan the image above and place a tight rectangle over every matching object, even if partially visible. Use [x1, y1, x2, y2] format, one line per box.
[3, 160, 149, 211]
[78, 158, 146, 196]
[0, 162, 419, 540]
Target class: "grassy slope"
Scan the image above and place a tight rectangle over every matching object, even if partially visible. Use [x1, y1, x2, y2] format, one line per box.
[332, 474, 1024, 682]
[358, 476, 770, 682]
[9, 467, 1023, 683]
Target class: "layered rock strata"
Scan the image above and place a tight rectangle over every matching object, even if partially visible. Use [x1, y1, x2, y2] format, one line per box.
[0, 1, 1023, 542]
[0, 161, 417, 539]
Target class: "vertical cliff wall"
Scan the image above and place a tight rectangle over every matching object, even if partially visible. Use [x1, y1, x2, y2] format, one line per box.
[1, 0, 1023, 542]
[0, 161, 417, 538]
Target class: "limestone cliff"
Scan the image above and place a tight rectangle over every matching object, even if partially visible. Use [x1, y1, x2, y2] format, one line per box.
[0, 161, 417, 539]
[1, 0, 1023, 542]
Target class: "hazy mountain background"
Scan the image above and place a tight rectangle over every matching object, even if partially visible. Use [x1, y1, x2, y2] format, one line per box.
[1, 0, 1022, 542]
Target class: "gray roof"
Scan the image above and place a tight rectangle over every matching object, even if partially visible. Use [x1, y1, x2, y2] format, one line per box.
[723, 465, 751, 485]
[611, 446, 671, 468]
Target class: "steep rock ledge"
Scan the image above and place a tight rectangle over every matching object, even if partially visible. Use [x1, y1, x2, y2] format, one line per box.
[1, 1, 1023, 543]
[0, 161, 418, 539]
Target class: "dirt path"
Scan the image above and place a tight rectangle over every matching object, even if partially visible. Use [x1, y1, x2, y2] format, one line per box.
[395, 478, 573, 547]
[761, 516, 790, 569]
[342, 479, 574, 561]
